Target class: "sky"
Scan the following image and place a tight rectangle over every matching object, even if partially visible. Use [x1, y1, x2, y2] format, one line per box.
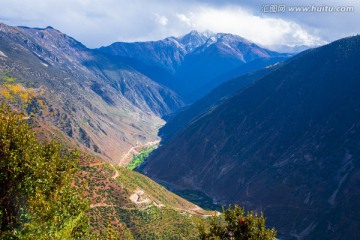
[0, 0, 359, 50]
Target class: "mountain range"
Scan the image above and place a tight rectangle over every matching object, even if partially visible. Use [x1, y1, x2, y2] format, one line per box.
[142, 35, 360, 239]
[5, 21, 359, 239]
[100, 30, 291, 101]
[0, 23, 186, 164]
[0, 23, 288, 164]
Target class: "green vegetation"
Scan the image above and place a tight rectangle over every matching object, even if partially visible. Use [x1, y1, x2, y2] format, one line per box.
[198, 205, 276, 240]
[0, 103, 90, 239]
[116, 206, 199, 239]
[113, 166, 203, 238]
[115, 166, 197, 209]
[79, 161, 204, 239]
[127, 146, 156, 170]
[78, 162, 135, 239]
[0, 73, 17, 84]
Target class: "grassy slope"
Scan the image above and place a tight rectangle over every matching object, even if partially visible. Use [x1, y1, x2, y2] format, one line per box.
[0, 81, 212, 238]
[77, 158, 209, 239]
[30, 117, 210, 239]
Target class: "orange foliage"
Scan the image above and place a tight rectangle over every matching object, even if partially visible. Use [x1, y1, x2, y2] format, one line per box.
[0, 83, 40, 108]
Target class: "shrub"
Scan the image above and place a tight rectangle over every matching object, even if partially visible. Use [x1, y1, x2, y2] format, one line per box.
[0, 103, 90, 239]
[198, 205, 276, 240]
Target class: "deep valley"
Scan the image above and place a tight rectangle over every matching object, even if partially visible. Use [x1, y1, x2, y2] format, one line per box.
[0, 15, 359, 240]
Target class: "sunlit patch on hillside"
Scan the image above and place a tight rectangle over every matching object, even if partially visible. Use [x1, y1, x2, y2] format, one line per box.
[0, 74, 47, 114]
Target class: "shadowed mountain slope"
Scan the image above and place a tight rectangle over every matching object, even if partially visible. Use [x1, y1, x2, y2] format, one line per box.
[143, 35, 360, 239]
[159, 65, 281, 142]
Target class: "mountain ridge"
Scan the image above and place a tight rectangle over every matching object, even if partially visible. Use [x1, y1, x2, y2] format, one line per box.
[0, 23, 184, 164]
[99, 30, 291, 101]
[0, 22, 290, 164]
[143, 35, 360, 239]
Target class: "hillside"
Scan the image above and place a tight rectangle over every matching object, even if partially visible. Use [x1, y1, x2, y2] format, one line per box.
[77, 156, 210, 239]
[0, 103, 213, 239]
[159, 65, 282, 142]
[0, 23, 184, 164]
[32, 115, 211, 239]
[143, 36, 360, 239]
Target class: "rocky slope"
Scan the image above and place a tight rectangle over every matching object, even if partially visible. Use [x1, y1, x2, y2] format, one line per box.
[143, 36, 360, 239]
[0, 23, 184, 164]
[18, 25, 185, 117]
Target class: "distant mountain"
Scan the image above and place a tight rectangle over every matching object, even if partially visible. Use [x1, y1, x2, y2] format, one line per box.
[99, 31, 290, 102]
[268, 44, 311, 53]
[192, 55, 289, 99]
[176, 33, 290, 98]
[0, 23, 184, 164]
[176, 30, 213, 52]
[143, 36, 360, 239]
[99, 37, 186, 74]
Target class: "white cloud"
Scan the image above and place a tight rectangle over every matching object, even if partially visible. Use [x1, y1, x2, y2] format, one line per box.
[180, 6, 325, 47]
[156, 15, 168, 26]
[176, 13, 193, 26]
[0, 0, 357, 49]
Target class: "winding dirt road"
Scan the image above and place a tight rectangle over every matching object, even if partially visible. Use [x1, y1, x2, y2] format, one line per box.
[119, 140, 160, 164]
